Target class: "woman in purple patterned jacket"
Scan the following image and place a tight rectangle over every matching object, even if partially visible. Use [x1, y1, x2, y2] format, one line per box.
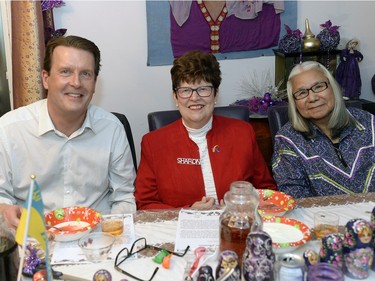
[272, 61, 375, 198]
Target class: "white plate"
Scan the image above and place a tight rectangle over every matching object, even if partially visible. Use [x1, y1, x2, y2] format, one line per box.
[262, 215, 311, 254]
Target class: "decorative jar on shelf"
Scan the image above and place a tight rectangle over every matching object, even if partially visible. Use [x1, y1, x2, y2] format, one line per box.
[302, 18, 320, 52]
[219, 181, 262, 267]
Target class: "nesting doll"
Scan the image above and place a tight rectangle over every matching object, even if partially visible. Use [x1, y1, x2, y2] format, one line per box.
[242, 231, 275, 281]
[320, 233, 344, 270]
[197, 265, 214, 281]
[215, 250, 241, 281]
[93, 269, 112, 281]
[343, 218, 373, 279]
[303, 249, 320, 268]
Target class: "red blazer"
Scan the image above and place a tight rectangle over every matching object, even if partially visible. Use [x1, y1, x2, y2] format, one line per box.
[135, 115, 276, 210]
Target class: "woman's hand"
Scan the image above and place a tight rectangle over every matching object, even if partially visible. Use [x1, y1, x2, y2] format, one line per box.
[190, 196, 215, 210]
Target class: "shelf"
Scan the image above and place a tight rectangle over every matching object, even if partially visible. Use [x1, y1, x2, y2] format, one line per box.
[273, 49, 342, 91]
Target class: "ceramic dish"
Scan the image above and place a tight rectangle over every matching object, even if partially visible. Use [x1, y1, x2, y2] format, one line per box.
[45, 206, 101, 242]
[257, 189, 297, 216]
[262, 215, 311, 254]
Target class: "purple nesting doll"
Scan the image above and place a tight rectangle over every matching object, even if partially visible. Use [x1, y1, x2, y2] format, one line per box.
[242, 231, 275, 281]
[343, 218, 373, 279]
[320, 233, 344, 270]
[215, 250, 241, 281]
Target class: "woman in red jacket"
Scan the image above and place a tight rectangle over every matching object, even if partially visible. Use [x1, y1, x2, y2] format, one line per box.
[135, 50, 276, 210]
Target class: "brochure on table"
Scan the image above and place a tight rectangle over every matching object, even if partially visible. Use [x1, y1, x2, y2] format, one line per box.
[174, 209, 222, 252]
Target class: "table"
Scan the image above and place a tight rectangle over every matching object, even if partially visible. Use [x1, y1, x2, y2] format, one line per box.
[32, 193, 375, 280]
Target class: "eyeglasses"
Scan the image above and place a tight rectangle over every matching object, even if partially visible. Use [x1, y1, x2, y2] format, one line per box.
[175, 86, 214, 99]
[292, 81, 329, 100]
[114, 237, 190, 281]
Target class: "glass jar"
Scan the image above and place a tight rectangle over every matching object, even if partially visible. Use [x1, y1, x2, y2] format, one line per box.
[219, 181, 262, 266]
[307, 263, 344, 281]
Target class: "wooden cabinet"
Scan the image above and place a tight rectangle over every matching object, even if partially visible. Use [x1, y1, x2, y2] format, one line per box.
[273, 49, 341, 91]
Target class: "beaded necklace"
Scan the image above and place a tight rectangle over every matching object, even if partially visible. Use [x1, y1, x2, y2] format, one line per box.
[197, 0, 228, 53]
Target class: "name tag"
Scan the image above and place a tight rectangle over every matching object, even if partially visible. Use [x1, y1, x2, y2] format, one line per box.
[176, 158, 201, 165]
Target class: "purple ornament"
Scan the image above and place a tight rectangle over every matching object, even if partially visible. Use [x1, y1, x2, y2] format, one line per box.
[279, 24, 302, 53]
[263, 93, 272, 102]
[41, 0, 65, 11]
[23, 244, 43, 276]
[317, 20, 340, 51]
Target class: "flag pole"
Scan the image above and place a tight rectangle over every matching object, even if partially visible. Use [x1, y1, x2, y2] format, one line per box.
[16, 175, 36, 281]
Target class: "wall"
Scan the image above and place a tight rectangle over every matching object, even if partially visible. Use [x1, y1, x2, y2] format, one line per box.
[53, 1, 375, 164]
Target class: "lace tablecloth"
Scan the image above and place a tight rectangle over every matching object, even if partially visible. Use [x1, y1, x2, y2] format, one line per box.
[45, 193, 375, 280]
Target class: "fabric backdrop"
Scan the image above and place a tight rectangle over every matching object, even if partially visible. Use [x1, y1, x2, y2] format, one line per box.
[146, 0, 297, 66]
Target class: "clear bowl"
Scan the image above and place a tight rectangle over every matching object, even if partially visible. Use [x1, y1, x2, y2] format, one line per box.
[78, 232, 115, 263]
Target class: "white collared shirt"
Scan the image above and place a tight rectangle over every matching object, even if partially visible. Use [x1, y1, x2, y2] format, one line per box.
[0, 99, 136, 214]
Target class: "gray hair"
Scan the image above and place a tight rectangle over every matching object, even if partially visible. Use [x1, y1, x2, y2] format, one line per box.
[286, 61, 355, 138]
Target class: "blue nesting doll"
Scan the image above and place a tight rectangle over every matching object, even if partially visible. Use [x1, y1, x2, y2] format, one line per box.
[343, 218, 373, 279]
[215, 250, 241, 281]
[242, 231, 275, 281]
[320, 233, 344, 270]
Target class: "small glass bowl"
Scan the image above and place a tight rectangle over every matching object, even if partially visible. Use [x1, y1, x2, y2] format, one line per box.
[78, 232, 115, 263]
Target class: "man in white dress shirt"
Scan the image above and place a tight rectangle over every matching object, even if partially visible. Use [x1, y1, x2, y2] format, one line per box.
[0, 35, 136, 229]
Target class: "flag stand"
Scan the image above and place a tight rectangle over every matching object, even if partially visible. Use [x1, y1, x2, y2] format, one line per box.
[16, 176, 35, 281]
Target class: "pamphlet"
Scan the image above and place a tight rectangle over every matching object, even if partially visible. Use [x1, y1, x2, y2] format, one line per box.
[174, 209, 222, 252]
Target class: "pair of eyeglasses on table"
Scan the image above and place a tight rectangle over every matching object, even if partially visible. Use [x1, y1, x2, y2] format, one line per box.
[114, 237, 190, 281]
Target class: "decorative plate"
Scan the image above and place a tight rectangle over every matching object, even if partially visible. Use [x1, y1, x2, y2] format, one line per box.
[45, 206, 101, 242]
[257, 189, 297, 216]
[262, 215, 311, 254]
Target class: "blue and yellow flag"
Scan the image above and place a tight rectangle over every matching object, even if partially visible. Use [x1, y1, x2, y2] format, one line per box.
[15, 177, 52, 280]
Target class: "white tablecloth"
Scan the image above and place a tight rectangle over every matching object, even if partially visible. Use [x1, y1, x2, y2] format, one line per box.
[25, 201, 375, 281]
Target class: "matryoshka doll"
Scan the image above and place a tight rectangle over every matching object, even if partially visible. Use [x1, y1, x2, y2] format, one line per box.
[93, 269, 112, 281]
[215, 250, 241, 281]
[343, 218, 373, 279]
[242, 230, 275, 281]
[303, 249, 320, 268]
[320, 233, 344, 270]
[197, 265, 214, 281]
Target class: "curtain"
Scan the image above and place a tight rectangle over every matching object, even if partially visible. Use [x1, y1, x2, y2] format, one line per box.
[11, 1, 45, 109]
